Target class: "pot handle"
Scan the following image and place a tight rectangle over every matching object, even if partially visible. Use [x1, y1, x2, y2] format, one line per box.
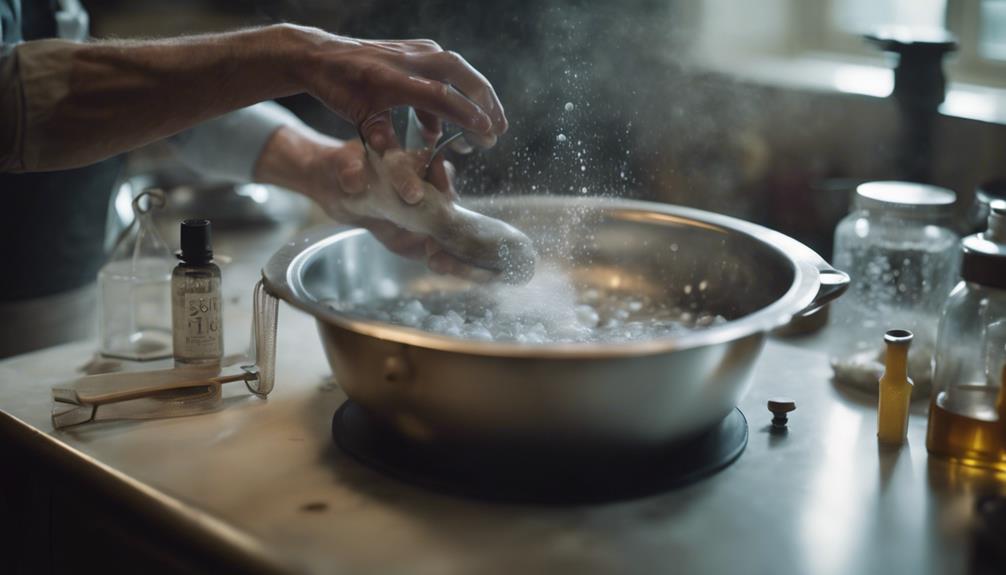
[242, 280, 280, 397]
[800, 264, 850, 316]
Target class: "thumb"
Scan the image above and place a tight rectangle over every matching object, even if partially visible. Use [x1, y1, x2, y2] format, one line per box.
[331, 144, 366, 195]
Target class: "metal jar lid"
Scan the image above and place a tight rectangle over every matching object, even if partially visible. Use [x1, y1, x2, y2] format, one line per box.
[969, 179, 1006, 233]
[962, 207, 1006, 289]
[854, 181, 956, 217]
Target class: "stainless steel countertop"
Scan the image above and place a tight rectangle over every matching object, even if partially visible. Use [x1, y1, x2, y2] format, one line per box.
[0, 232, 1001, 575]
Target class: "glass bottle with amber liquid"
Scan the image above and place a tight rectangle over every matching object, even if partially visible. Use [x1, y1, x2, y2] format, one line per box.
[172, 220, 223, 367]
[928, 207, 1006, 472]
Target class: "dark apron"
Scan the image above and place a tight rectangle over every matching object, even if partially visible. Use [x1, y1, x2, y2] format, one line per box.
[1, 0, 123, 300]
[0, 0, 123, 355]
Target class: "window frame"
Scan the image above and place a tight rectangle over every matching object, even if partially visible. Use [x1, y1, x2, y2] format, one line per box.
[793, 0, 1006, 88]
[690, 0, 1006, 124]
[946, 0, 1006, 85]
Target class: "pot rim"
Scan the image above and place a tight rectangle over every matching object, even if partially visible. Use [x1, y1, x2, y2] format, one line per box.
[262, 195, 847, 358]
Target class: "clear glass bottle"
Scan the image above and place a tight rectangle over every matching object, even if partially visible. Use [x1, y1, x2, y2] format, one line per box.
[927, 207, 1006, 472]
[98, 190, 174, 361]
[172, 220, 223, 367]
[830, 181, 959, 395]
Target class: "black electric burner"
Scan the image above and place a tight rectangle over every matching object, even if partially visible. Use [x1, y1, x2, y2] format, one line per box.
[332, 401, 748, 504]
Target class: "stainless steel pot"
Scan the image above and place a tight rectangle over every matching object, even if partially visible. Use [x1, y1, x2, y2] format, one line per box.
[262, 196, 848, 449]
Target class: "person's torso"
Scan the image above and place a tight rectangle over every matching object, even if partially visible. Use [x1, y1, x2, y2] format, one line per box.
[0, 0, 123, 300]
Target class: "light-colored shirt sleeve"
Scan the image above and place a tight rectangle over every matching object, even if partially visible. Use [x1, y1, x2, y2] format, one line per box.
[166, 101, 305, 184]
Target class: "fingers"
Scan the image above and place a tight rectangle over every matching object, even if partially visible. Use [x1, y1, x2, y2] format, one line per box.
[408, 50, 508, 145]
[383, 148, 429, 205]
[449, 136, 474, 155]
[369, 38, 442, 54]
[414, 109, 443, 146]
[351, 44, 505, 152]
[331, 140, 367, 195]
[384, 74, 492, 140]
[359, 110, 399, 154]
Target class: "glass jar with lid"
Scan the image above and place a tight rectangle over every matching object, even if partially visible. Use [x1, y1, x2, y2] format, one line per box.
[830, 181, 960, 396]
[927, 207, 1006, 471]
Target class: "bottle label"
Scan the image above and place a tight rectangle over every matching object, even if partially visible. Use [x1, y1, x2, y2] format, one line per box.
[182, 292, 222, 356]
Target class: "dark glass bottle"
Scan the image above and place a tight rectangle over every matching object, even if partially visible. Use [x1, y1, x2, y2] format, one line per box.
[172, 220, 223, 366]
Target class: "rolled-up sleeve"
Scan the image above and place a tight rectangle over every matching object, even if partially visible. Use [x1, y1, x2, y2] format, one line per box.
[0, 44, 25, 171]
[1, 41, 303, 178]
[0, 39, 83, 173]
[167, 101, 304, 183]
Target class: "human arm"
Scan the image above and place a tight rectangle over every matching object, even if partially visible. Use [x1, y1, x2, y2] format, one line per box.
[167, 101, 304, 184]
[0, 24, 507, 173]
[252, 121, 479, 277]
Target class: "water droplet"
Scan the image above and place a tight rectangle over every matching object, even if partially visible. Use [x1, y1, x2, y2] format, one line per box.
[556, 134, 567, 143]
[564, 102, 574, 112]
[580, 186, 588, 194]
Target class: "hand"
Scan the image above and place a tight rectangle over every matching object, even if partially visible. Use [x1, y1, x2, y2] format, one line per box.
[286, 25, 508, 154]
[255, 125, 478, 277]
[2, 26, 507, 173]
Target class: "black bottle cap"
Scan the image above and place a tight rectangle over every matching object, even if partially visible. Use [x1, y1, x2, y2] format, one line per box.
[179, 219, 213, 263]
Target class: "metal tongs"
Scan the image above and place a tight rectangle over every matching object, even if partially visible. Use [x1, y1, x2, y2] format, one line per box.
[403, 108, 470, 171]
[356, 109, 472, 173]
[51, 281, 280, 428]
[348, 108, 537, 284]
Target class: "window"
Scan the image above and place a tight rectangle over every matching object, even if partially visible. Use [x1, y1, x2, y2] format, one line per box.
[980, 0, 1006, 60]
[800, 0, 1006, 86]
[694, 0, 1006, 122]
[832, 0, 947, 34]
[946, 0, 1006, 88]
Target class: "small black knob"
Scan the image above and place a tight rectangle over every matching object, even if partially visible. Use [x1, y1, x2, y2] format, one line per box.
[768, 397, 797, 429]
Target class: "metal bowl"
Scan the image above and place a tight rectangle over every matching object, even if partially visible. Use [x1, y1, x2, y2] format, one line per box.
[263, 196, 848, 449]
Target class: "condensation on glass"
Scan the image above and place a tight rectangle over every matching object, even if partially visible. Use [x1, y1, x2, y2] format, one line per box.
[830, 181, 960, 394]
